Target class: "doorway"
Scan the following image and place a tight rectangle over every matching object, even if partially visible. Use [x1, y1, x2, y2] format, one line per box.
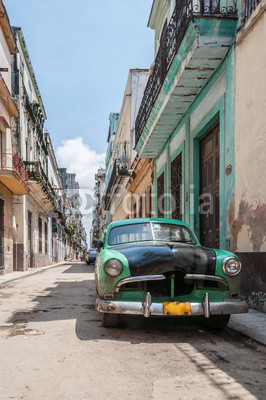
[27, 211, 33, 268]
[0, 199, 4, 268]
[199, 121, 220, 248]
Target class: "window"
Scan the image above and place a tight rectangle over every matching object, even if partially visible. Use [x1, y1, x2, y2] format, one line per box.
[44, 222, 48, 254]
[20, 61, 25, 81]
[145, 186, 152, 218]
[171, 152, 182, 220]
[39, 217, 42, 253]
[139, 196, 143, 218]
[108, 223, 153, 246]
[157, 172, 165, 218]
[152, 223, 196, 244]
[107, 222, 196, 246]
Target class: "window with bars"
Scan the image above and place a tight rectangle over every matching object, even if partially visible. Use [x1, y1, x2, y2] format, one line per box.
[39, 217, 42, 254]
[171, 152, 182, 220]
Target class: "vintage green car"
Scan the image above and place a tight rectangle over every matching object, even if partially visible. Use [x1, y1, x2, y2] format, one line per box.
[94, 218, 248, 329]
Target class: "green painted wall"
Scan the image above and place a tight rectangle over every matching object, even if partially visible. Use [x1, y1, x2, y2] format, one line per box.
[153, 47, 236, 250]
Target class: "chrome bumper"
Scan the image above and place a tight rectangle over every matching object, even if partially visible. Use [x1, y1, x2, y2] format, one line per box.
[96, 294, 248, 318]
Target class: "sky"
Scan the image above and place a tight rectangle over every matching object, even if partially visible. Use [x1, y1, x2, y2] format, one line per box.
[5, 0, 154, 234]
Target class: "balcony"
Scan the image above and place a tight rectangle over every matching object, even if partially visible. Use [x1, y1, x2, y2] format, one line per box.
[0, 152, 29, 195]
[104, 158, 130, 210]
[135, 0, 237, 157]
[24, 161, 56, 210]
[242, 0, 262, 23]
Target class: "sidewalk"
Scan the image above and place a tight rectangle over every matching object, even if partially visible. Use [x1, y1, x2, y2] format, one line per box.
[228, 309, 266, 346]
[0, 260, 68, 287]
[0, 265, 265, 345]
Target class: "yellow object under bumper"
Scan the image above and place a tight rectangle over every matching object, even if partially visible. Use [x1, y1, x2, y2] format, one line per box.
[163, 302, 192, 316]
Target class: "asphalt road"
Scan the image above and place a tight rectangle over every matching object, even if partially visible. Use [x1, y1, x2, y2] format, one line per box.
[0, 262, 265, 400]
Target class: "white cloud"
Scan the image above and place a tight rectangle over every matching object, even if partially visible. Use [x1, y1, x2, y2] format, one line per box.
[56, 137, 105, 237]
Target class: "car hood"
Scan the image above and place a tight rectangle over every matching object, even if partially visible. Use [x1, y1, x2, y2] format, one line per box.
[111, 242, 216, 276]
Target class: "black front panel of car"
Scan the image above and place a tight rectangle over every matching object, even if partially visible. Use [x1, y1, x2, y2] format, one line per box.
[114, 242, 216, 277]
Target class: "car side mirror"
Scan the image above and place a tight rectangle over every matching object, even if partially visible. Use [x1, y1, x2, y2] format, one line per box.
[93, 239, 104, 250]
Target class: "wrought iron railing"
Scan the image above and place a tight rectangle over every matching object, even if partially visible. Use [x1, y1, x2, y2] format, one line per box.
[24, 161, 55, 205]
[242, 0, 261, 23]
[0, 151, 29, 183]
[135, 0, 237, 148]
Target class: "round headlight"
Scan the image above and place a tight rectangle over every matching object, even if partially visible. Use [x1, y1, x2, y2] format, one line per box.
[105, 259, 123, 277]
[222, 257, 242, 276]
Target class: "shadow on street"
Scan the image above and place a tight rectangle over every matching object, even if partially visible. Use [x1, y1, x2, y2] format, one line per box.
[8, 262, 265, 400]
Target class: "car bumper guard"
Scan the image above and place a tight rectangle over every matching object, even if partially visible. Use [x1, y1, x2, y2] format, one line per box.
[96, 292, 248, 318]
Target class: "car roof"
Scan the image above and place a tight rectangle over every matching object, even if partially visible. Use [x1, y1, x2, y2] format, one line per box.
[107, 218, 192, 230]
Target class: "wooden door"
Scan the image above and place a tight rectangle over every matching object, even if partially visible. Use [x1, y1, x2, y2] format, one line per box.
[0, 199, 4, 267]
[199, 122, 220, 248]
[27, 211, 33, 268]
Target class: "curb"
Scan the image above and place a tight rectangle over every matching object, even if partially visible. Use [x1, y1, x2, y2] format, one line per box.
[0, 261, 71, 287]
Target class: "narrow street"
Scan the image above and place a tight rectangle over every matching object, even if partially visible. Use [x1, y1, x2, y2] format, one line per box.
[0, 263, 265, 400]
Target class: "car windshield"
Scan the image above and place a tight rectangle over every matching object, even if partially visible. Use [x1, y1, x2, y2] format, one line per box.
[152, 223, 196, 244]
[108, 222, 196, 246]
[108, 223, 153, 245]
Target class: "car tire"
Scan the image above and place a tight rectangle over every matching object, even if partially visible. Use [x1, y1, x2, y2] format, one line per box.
[203, 314, 230, 331]
[102, 313, 120, 328]
[86, 262, 90, 265]
[124, 315, 145, 330]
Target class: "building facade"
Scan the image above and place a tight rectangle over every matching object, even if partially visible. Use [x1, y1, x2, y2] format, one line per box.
[0, 2, 87, 274]
[92, 167, 106, 240]
[0, 2, 27, 273]
[233, 0, 266, 310]
[134, 0, 265, 310]
[59, 168, 87, 260]
[104, 69, 149, 222]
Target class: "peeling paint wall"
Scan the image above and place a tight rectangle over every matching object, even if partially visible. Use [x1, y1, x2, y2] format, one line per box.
[234, 10, 266, 311]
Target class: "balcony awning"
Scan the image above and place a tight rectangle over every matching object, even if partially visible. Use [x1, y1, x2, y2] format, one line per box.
[0, 74, 18, 118]
[135, 16, 237, 158]
[0, 170, 29, 195]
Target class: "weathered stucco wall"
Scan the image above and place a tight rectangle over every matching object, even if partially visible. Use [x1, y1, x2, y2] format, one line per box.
[234, 11, 266, 311]
[0, 183, 13, 273]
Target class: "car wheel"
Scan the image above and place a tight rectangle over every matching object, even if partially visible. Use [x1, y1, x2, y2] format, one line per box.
[203, 314, 230, 331]
[102, 313, 120, 328]
[86, 262, 90, 265]
[124, 315, 145, 330]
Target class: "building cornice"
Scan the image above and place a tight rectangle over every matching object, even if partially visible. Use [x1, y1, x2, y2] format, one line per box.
[13, 27, 47, 120]
[0, 1, 17, 54]
[148, 0, 170, 30]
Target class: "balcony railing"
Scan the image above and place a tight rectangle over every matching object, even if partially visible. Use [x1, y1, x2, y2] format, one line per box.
[0, 152, 29, 183]
[24, 161, 55, 205]
[135, 0, 237, 148]
[242, 0, 261, 23]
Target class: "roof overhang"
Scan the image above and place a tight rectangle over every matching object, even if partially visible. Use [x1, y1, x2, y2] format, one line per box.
[0, 1, 17, 54]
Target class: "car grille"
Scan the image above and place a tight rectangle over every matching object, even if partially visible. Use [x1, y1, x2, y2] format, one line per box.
[122, 271, 220, 297]
[146, 271, 194, 298]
